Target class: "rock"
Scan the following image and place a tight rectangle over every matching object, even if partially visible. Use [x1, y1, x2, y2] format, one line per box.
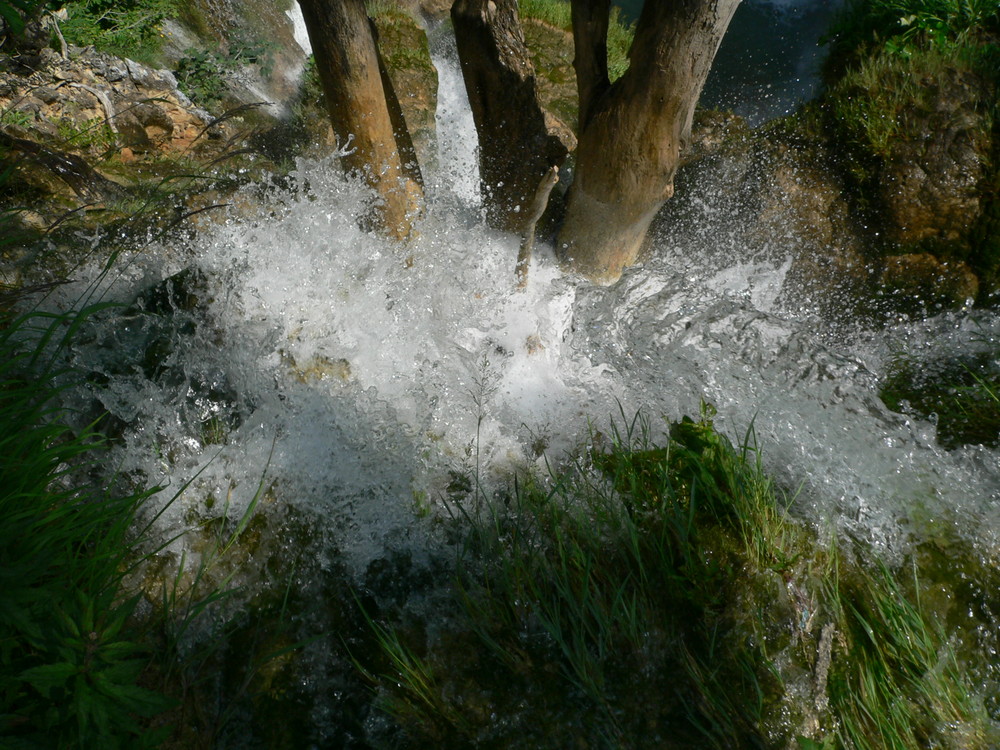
[284, 352, 352, 384]
[370, 5, 438, 174]
[418, 0, 454, 19]
[662, 124, 871, 317]
[880, 102, 987, 249]
[878, 253, 978, 315]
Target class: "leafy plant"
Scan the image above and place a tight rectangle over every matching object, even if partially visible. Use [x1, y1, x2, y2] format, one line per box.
[175, 36, 275, 113]
[828, 0, 1000, 60]
[0, 296, 175, 747]
[0, 107, 34, 130]
[59, 0, 179, 62]
[56, 115, 117, 153]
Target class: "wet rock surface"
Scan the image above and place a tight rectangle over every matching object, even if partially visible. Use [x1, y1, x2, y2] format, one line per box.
[878, 67, 992, 252]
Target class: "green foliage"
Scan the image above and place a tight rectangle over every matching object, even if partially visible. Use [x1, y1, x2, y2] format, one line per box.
[0, 107, 34, 130]
[357, 408, 995, 748]
[0, 298, 174, 747]
[0, 0, 59, 41]
[175, 36, 275, 113]
[828, 0, 1000, 60]
[60, 0, 179, 62]
[56, 116, 117, 153]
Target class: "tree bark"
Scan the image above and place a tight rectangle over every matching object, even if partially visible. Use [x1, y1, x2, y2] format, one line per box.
[452, 0, 570, 233]
[559, 0, 741, 283]
[570, 0, 611, 132]
[298, 0, 423, 241]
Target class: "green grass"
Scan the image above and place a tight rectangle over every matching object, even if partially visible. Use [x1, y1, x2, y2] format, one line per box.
[0, 291, 176, 747]
[825, 42, 994, 160]
[357, 407, 997, 748]
[0, 127, 302, 745]
[825, 559, 992, 750]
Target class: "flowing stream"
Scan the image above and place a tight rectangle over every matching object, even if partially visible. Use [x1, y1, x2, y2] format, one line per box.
[44, 16, 1000, 744]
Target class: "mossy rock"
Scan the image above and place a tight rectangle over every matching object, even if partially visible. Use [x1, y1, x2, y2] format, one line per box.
[371, 4, 439, 173]
[522, 18, 578, 134]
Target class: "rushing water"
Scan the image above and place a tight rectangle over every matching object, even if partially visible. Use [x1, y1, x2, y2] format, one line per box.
[43, 20, 1000, 743]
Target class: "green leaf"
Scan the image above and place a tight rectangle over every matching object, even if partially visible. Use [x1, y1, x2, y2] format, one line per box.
[19, 662, 77, 698]
[92, 673, 174, 717]
[0, 2, 27, 36]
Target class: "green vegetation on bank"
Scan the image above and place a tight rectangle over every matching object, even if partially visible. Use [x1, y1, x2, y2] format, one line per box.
[0, 291, 176, 746]
[824, 0, 999, 163]
[358, 409, 997, 749]
[816, 0, 1000, 301]
[827, 0, 1000, 63]
[59, 0, 179, 63]
[881, 350, 1000, 449]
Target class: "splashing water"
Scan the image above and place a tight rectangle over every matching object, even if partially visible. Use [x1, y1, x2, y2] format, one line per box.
[51, 45, 999, 571]
[39, 35, 1000, 741]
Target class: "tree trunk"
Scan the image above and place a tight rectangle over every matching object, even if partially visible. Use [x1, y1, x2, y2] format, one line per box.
[570, 0, 611, 131]
[559, 0, 740, 283]
[298, 0, 423, 241]
[451, 0, 571, 233]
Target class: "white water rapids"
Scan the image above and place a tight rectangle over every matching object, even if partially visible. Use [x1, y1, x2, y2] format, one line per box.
[39, 31, 999, 730]
[50, 40, 1000, 575]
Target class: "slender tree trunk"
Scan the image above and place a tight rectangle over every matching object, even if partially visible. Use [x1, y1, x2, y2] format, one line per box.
[298, 0, 423, 241]
[452, 0, 571, 232]
[560, 0, 740, 283]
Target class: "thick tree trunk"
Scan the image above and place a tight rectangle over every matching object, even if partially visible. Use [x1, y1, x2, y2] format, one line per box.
[570, 0, 611, 131]
[298, 0, 423, 241]
[560, 0, 740, 283]
[451, 0, 571, 233]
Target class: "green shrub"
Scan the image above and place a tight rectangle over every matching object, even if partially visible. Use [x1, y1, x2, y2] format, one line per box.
[60, 0, 179, 62]
[175, 35, 275, 113]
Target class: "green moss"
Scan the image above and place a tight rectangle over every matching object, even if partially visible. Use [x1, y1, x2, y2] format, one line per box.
[518, 0, 634, 83]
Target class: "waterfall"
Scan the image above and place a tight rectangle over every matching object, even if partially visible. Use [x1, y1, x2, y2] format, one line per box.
[40, 11, 1000, 744]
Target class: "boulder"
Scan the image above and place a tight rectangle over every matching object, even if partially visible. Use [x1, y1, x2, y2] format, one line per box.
[877, 253, 978, 316]
[878, 69, 989, 250]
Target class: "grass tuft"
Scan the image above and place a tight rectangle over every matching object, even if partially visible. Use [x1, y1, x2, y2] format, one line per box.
[356, 406, 997, 747]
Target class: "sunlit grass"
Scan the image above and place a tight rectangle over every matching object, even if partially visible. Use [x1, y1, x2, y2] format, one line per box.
[359, 407, 997, 748]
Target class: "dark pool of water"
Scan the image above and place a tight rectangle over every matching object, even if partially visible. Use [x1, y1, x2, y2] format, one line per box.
[614, 0, 842, 125]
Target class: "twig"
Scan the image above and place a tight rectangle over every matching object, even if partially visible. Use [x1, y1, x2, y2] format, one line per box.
[69, 83, 119, 136]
